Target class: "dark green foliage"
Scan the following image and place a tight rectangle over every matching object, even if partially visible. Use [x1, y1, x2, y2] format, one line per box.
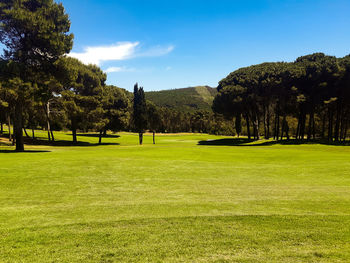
[0, 0, 73, 151]
[133, 83, 147, 144]
[146, 101, 162, 144]
[146, 86, 217, 112]
[58, 57, 107, 143]
[101, 85, 130, 132]
[214, 53, 350, 142]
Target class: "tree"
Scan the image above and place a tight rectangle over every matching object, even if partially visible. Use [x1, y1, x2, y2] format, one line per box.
[97, 85, 130, 144]
[58, 57, 106, 143]
[147, 101, 162, 144]
[0, 0, 73, 151]
[133, 83, 147, 145]
[294, 53, 339, 141]
[214, 53, 350, 143]
[337, 56, 350, 141]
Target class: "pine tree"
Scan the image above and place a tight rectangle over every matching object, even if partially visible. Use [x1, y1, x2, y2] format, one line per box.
[0, 0, 73, 151]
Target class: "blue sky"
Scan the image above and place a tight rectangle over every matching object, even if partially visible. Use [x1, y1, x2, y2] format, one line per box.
[61, 0, 350, 91]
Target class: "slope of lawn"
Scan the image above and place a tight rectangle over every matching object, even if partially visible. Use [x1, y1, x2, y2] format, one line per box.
[0, 131, 350, 262]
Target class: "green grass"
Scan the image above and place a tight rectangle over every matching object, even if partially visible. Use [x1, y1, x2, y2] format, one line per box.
[0, 131, 350, 262]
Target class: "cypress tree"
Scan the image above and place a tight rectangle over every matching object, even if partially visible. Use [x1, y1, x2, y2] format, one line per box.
[133, 83, 147, 145]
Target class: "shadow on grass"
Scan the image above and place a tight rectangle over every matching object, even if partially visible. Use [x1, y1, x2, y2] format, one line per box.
[75, 133, 120, 138]
[23, 138, 120, 147]
[198, 138, 255, 146]
[198, 138, 350, 147]
[1, 133, 120, 147]
[0, 150, 51, 153]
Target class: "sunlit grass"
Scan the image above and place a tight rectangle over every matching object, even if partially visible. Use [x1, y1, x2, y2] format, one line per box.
[0, 131, 349, 262]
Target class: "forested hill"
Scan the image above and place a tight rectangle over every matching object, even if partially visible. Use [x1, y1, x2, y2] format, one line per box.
[145, 86, 217, 112]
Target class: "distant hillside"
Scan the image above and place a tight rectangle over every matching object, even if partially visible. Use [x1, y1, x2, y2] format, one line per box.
[145, 86, 217, 112]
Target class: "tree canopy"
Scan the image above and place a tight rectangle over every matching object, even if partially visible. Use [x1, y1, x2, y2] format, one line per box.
[213, 53, 350, 142]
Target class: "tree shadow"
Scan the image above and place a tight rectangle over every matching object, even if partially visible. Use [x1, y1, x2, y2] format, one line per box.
[22, 138, 119, 147]
[75, 133, 120, 138]
[0, 150, 51, 153]
[198, 138, 350, 147]
[1, 133, 121, 147]
[198, 138, 255, 146]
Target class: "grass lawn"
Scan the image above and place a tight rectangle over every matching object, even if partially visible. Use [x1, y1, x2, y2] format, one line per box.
[0, 131, 350, 262]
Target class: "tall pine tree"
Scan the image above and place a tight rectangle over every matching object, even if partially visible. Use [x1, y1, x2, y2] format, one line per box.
[0, 0, 73, 151]
[133, 83, 147, 145]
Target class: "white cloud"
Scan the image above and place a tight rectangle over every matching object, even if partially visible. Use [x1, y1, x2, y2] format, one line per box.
[69, 42, 174, 66]
[105, 67, 123, 73]
[69, 42, 138, 65]
[104, 66, 135, 73]
[165, 66, 172, 71]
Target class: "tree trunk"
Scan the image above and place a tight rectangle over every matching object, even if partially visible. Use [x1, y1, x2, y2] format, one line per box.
[295, 112, 301, 139]
[44, 103, 51, 142]
[281, 115, 286, 140]
[334, 102, 341, 142]
[32, 128, 35, 140]
[8, 114, 12, 142]
[72, 120, 77, 143]
[50, 129, 55, 142]
[103, 129, 107, 136]
[14, 103, 24, 152]
[321, 113, 326, 139]
[328, 106, 333, 142]
[139, 132, 143, 145]
[307, 110, 314, 141]
[343, 120, 348, 142]
[99, 130, 102, 145]
[266, 109, 270, 139]
[47, 129, 51, 142]
[72, 129, 77, 143]
[312, 114, 316, 140]
[263, 104, 267, 139]
[300, 111, 306, 140]
[285, 119, 290, 140]
[340, 110, 345, 142]
[245, 114, 251, 140]
[23, 127, 30, 138]
[274, 112, 277, 140]
[274, 104, 280, 140]
[153, 131, 155, 144]
[253, 113, 260, 140]
[276, 113, 280, 140]
[0, 121, 3, 134]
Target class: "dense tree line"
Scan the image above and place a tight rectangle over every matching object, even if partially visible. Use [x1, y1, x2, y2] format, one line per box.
[213, 53, 350, 142]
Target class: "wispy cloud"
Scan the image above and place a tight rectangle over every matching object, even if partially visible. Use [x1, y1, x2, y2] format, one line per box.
[69, 42, 174, 66]
[104, 66, 135, 73]
[138, 45, 175, 58]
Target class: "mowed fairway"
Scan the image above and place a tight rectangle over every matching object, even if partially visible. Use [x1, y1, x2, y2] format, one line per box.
[0, 132, 350, 262]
